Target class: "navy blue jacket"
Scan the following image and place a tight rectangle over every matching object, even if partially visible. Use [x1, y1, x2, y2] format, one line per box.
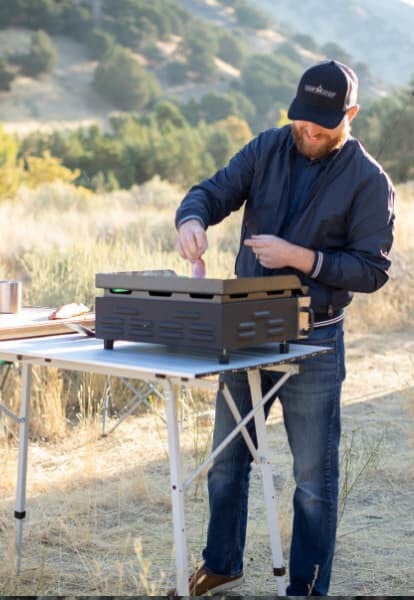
[175, 125, 395, 314]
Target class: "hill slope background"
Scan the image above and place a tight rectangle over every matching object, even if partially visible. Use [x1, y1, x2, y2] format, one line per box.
[0, 0, 406, 136]
[256, 0, 414, 86]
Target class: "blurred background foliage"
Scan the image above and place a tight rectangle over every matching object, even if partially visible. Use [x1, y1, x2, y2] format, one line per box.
[0, 0, 412, 197]
[0, 0, 412, 444]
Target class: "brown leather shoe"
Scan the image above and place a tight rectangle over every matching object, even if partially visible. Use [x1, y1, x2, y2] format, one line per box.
[168, 564, 244, 596]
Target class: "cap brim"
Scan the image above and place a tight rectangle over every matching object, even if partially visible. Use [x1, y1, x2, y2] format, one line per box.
[287, 97, 345, 129]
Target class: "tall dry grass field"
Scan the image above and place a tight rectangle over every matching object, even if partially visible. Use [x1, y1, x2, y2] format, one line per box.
[0, 178, 413, 595]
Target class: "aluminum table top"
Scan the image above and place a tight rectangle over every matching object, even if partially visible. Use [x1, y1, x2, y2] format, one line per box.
[0, 334, 328, 379]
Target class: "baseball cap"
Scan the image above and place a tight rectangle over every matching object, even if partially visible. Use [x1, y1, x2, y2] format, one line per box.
[287, 60, 358, 129]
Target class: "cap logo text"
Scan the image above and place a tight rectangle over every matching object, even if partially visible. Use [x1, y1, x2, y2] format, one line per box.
[304, 84, 336, 99]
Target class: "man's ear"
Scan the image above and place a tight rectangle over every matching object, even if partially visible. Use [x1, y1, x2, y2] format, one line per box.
[347, 105, 360, 123]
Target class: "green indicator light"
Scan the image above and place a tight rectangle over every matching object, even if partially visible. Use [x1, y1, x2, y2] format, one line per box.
[110, 288, 131, 294]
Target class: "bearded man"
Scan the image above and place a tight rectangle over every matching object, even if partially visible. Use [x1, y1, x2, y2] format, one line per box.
[172, 60, 395, 596]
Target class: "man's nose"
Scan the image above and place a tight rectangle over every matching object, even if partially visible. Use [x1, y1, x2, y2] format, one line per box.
[305, 122, 322, 136]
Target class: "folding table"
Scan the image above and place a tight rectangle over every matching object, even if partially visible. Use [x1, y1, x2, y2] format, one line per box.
[0, 333, 328, 595]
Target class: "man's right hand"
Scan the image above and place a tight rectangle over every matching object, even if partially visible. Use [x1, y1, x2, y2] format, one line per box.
[176, 219, 208, 261]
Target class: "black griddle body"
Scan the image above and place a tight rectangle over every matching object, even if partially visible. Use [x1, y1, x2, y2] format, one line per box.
[95, 272, 312, 363]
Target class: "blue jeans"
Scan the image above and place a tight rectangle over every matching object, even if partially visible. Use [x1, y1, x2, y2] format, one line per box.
[202, 322, 345, 596]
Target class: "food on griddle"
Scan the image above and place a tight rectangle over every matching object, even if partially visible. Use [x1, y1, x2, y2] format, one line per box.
[192, 258, 206, 278]
[48, 303, 90, 320]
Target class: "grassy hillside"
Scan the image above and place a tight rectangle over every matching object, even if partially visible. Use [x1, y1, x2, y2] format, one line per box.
[0, 28, 111, 136]
[0, 0, 387, 137]
[0, 1, 413, 189]
[255, 0, 414, 86]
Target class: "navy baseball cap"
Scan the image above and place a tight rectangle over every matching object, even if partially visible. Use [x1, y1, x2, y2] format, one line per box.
[288, 60, 358, 129]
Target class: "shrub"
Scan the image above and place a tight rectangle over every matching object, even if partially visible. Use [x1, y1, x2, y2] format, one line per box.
[93, 47, 161, 111]
[233, 1, 270, 30]
[18, 30, 58, 77]
[199, 93, 237, 123]
[0, 125, 20, 199]
[217, 31, 247, 68]
[166, 60, 188, 85]
[0, 57, 14, 91]
[87, 29, 115, 60]
[187, 47, 216, 81]
[321, 42, 352, 65]
[291, 33, 318, 52]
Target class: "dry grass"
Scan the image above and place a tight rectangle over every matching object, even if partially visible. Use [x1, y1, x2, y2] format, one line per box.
[1, 351, 413, 595]
[345, 180, 414, 334]
[0, 177, 413, 595]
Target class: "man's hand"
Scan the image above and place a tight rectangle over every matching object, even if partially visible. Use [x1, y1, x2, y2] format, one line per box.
[244, 234, 315, 274]
[176, 219, 208, 261]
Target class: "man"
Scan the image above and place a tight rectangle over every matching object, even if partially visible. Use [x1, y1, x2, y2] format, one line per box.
[173, 60, 394, 596]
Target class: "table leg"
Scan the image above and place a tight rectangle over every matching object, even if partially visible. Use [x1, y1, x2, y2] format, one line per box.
[247, 369, 287, 596]
[15, 362, 32, 574]
[162, 380, 189, 595]
[0, 362, 13, 435]
[101, 376, 111, 435]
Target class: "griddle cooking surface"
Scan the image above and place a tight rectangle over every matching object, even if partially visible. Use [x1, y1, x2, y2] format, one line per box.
[96, 271, 304, 296]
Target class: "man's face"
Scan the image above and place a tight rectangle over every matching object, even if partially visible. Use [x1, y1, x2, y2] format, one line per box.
[291, 117, 349, 160]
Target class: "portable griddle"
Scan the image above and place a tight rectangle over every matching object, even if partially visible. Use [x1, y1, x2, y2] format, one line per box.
[95, 271, 313, 363]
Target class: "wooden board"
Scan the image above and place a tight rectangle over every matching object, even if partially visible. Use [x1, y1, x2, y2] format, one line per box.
[0, 307, 95, 341]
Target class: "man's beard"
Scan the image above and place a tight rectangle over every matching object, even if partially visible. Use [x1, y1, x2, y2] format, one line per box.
[291, 122, 349, 160]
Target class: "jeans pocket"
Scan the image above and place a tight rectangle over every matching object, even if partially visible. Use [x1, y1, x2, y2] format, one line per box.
[296, 323, 345, 383]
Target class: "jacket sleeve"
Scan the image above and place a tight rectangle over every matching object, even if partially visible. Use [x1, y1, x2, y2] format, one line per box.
[175, 136, 258, 229]
[309, 171, 395, 293]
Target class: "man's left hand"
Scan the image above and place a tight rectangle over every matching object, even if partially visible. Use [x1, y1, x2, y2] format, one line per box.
[244, 234, 315, 274]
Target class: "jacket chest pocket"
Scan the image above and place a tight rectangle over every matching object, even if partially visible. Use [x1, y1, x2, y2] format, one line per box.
[244, 200, 287, 237]
[290, 209, 348, 247]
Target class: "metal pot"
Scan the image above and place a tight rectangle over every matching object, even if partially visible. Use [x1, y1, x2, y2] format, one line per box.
[0, 280, 22, 313]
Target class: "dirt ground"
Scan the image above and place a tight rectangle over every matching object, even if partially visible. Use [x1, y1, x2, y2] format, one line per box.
[0, 328, 413, 596]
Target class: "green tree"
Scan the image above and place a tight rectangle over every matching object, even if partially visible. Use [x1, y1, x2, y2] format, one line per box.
[291, 33, 318, 52]
[0, 125, 20, 199]
[93, 47, 160, 110]
[321, 42, 352, 65]
[227, 91, 256, 125]
[351, 78, 414, 183]
[240, 53, 301, 116]
[215, 115, 252, 147]
[277, 41, 304, 65]
[199, 93, 237, 123]
[206, 128, 232, 169]
[183, 26, 218, 81]
[0, 0, 24, 27]
[187, 47, 216, 81]
[166, 60, 187, 85]
[0, 125, 18, 168]
[20, 30, 58, 77]
[86, 29, 115, 60]
[102, 0, 187, 47]
[57, 2, 92, 40]
[217, 31, 247, 68]
[0, 0, 93, 38]
[0, 57, 14, 91]
[233, 1, 270, 29]
[180, 98, 202, 126]
[154, 101, 187, 131]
